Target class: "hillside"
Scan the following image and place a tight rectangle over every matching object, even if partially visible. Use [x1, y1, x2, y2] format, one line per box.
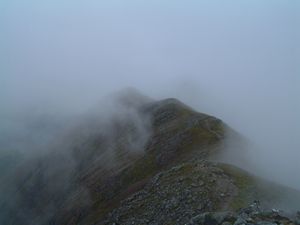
[1, 93, 300, 225]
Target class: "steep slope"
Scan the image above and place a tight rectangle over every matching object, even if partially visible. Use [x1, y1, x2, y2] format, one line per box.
[62, 98, 225, 225]
[1, 94, 224, 225]
[1, 93, 299, 225]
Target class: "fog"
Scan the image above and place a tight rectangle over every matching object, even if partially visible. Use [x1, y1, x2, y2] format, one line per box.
[1, 0, 300, 192]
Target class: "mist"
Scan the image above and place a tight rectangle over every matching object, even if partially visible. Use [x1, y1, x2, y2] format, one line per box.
[1, 0, 300, 193]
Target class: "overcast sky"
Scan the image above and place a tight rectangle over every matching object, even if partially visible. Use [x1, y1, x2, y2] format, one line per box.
[1, 0, 300, 188]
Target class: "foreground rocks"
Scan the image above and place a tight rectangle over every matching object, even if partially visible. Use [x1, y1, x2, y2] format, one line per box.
[104, 202, 300, 225]
[189, 203, 300, 225]
[101, 161, 237, 225]
[100, 161, 300, 225]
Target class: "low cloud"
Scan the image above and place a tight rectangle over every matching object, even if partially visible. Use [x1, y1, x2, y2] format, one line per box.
[0, 0, 299, 197]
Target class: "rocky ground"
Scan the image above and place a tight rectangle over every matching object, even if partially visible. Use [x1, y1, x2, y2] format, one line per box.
[188, 204, 300, 225]
[100, 160, 300, 225]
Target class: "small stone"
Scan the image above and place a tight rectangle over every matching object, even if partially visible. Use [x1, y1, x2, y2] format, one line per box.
[191, 183, 198, 187]
[221, 222, 232, 225]
[233, 217, 247, 225]
[256, 221, 277, 225]
[246, 217, 254, 222]
[272, 208, 279, 213]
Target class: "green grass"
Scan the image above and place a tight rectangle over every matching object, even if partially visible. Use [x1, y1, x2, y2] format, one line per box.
[220, 164, 256, 210]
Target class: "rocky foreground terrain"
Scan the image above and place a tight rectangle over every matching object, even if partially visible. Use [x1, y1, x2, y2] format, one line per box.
[188, 203, 300, 225]
[1, 91, 300, 225]
[102, 161, 300, 225]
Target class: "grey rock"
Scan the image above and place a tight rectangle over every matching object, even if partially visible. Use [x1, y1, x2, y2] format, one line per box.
[233, 217, 247, 225]
[190, 211, 236, 225]
[256, 221, 277, 225]
[221, 222, 232, 225]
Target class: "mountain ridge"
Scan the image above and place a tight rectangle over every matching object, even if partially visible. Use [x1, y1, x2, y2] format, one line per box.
[1, 93, 299, 225]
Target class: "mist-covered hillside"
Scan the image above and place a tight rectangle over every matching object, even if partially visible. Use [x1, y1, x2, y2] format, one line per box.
[1, 91, 299, 225]
[1, 1, 299, 224]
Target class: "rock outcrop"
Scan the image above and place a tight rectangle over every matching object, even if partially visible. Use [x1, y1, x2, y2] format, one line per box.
[100, 161, 300, 225]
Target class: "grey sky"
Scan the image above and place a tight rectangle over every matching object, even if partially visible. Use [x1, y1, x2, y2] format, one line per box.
[1, 0, 300, 188]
